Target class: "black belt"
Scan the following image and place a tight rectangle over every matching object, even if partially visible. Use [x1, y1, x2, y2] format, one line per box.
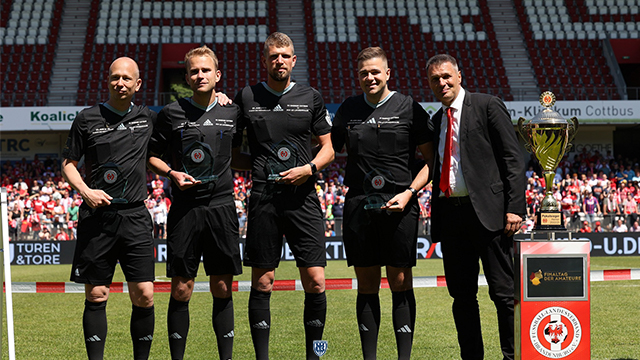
[440, 196, 472, 206]
[106, 201, 145, 210]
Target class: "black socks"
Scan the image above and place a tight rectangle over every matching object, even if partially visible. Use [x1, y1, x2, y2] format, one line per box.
[248, 288, 272, 360]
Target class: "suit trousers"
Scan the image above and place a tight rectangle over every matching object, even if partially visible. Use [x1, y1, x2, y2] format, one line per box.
[438, 198, 514, 360]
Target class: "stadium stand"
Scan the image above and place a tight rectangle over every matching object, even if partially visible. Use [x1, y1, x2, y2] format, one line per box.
[1, 0, 638, 106]
[304, 0, 512, 103]
[75, 0, 278, 106]
[515, 0, 639, 100]
[0, 0, 63, 107]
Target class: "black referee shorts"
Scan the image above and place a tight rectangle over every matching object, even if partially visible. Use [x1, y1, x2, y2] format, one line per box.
[342, 194, 419, 268]
[244, 190, 326, 268]
[166, 200, 242, 278]
[71, 203, 155, 285]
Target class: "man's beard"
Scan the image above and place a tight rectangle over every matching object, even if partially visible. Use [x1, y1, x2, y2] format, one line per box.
[269, 70, 290, 82]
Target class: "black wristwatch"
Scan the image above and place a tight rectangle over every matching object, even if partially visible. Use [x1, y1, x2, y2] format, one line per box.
[407, 187, 418, 198]
[308, 162, 318, 175]
[166, 169, 173, 178]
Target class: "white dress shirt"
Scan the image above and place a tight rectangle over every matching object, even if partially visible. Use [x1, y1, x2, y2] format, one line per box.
[438, 87, 469, 197]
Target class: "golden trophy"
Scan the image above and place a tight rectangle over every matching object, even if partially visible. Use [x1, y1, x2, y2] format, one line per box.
[517, 92, 578, 230]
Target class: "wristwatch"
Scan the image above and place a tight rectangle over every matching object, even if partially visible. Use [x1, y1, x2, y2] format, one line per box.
[308, 162, 318, 175]
[407, 187, 418, 198]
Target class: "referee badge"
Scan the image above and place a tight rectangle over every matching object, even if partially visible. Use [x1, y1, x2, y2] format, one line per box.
[363, 168, 395, 210]
[103, 169, 118, 184]
[267, 139, 299, 183]
[277, 146, 292, 161]
[182, 141, 218, 183]
[93, 162, 128, 203]
[371, 175, 385, 190]
[313, 340, 328, 357]
[190, 148, 206, 164]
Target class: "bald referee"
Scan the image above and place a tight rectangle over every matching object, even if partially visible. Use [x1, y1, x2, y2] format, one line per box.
[233, 32, 335, 360]
[62, 57, 156, 360]
[331, 47, 433, 359]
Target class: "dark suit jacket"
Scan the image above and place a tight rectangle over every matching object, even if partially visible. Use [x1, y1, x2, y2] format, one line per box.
[429, 92, 526, 242]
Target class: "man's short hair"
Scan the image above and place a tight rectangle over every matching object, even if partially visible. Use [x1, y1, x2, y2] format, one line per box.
[184, 45, 218, 72]
[426, 54, 459, 73]
[356, 47, 388, 67]
[263, 32, 294, 56]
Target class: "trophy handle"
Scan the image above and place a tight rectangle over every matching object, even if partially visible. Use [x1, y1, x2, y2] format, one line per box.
[517, 117, 526, 139]
[516, 117, 533, 153]
[567, 117, 579, 143]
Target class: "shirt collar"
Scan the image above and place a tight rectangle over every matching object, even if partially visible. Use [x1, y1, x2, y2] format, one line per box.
[189, 97, 218, 112]
[364, 91, 396, 109]
[262, 81, 295, 96]
[102, 102, 134, 116]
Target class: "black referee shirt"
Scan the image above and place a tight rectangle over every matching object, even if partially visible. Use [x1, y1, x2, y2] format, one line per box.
[331, 93, 432, 193]
[63, 104, 155, 203]
[148, 98, 240, 203]
[234, 82, 332, 192]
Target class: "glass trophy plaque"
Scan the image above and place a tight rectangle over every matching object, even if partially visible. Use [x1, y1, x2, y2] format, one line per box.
[363, 168, 395, 210]
[182, 141, 217, 183]
[93, 162, 128, 203]
[266, 140, 299, 182]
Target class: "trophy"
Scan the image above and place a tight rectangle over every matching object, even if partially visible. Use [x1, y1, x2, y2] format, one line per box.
[363, 168, 395, 210]
[93, 162, 128, 203]
[266, 139, 298, 182]
[517, 91, 578, 230]
[182, 141, 217, 183]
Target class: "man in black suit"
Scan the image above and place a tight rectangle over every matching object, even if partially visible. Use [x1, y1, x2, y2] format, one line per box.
[425, 54, 525, 360]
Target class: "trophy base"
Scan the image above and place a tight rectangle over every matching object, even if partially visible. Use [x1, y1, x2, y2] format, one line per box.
[534, 211, 566, 231]
[267, 174, 283, 182]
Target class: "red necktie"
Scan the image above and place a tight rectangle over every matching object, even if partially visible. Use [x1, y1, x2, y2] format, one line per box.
[439, 107, 454, 198]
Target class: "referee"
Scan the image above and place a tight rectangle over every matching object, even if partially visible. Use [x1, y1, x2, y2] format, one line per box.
[147, 46, 241, 360]
[62, 57, 156, 360]
[331, 47, 434, 360]
[233, 32, 335, 360]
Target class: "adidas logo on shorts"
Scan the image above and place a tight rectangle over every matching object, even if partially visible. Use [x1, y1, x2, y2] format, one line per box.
[169, 332, 183, 340]
[359, 324, 369, 332]
[223, 330, 235, 338]
[138, 335, 153, 341]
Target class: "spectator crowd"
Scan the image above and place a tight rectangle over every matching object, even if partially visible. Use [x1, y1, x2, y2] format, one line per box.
[2, 148, 640, 241]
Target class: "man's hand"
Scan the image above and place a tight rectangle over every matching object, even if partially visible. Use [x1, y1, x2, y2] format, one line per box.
[81, 189, 113, 208]
[169, 171, 202, 190]
[382, 190, 413, 212]
[215, 92, 232, 106]
[277, 164, 313, 186]
[504, 212, 523, 237]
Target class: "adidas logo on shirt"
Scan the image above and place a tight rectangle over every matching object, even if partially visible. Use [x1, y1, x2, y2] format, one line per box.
[116, 123, 127, 130]
[359, 324, 369, 332]
[305, 319, 324, 328]
[223, 330, 235, 338]
[138, 335, 153, 341]
[273, 104, 284, 112]
[252, 320, 270, 330]
[169, 332, 183, 340]
[203, 119, 213, 126]
[366, 118, 376, 124]
[396, 325, 412, 333]
[86, 335, 102, 342]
